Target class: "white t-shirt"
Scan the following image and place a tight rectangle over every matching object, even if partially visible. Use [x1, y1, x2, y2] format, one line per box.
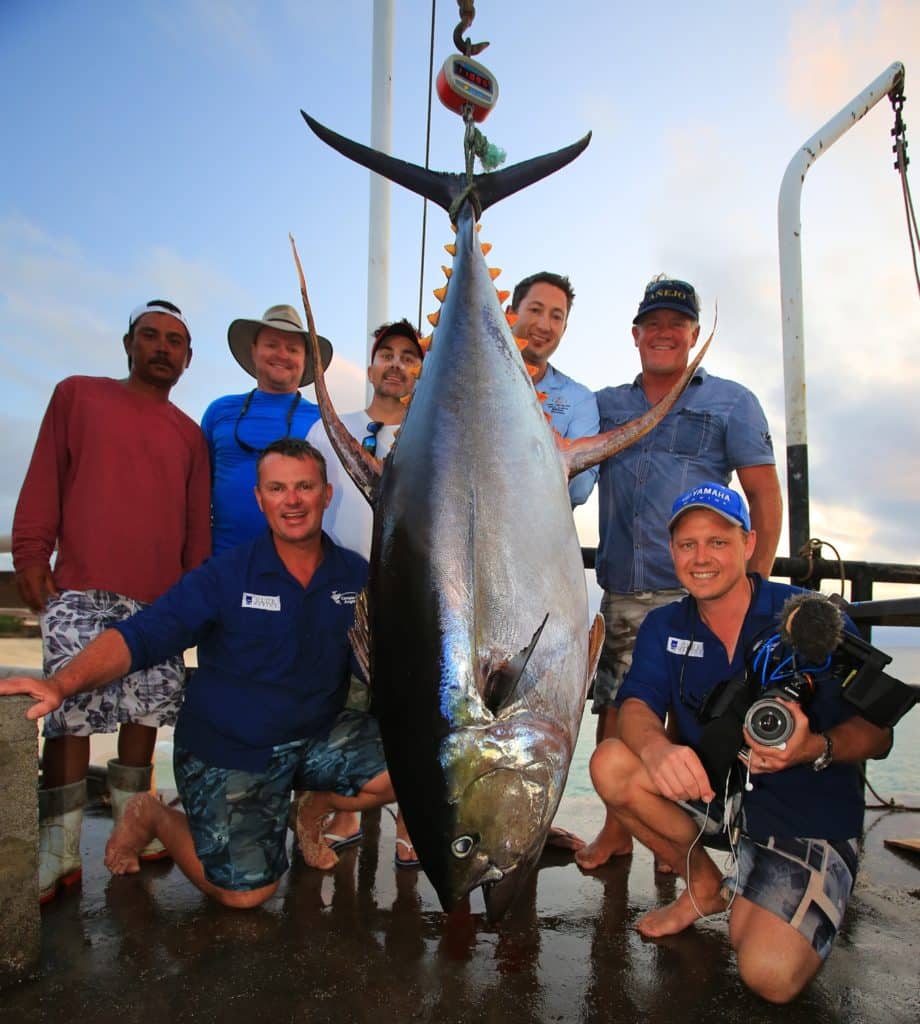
[306, 410, 398, 560]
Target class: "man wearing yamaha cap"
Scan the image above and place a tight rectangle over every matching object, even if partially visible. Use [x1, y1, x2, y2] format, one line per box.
[201, 304, 334, 553]
[587, 482, 892, 1003]
[12, 298, 211, 902]
[578, 275, 783, 869]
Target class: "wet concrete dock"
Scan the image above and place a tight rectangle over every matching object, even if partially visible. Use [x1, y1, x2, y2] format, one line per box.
[2, 789, 918, 1024]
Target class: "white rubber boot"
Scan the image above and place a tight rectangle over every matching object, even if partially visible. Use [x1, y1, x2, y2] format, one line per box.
[106, 759, 168, 861]
[38, 779, 85, 904]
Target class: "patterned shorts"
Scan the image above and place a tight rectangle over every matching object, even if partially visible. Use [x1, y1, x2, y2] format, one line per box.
[591, 589, 685, 711]
[174, 709, 387, 891]
[727, 835, 859, 961]
[41, 589, 185, 738]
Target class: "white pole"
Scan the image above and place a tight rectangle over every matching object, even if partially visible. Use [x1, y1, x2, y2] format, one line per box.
[777, 60, 905, 556]
[367, 0, 394, 404]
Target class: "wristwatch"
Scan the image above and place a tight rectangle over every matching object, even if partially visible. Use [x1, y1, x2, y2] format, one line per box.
[812, 732, 834, 772]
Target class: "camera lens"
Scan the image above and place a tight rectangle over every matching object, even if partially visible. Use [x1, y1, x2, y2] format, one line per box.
[744, 698, 794, 746]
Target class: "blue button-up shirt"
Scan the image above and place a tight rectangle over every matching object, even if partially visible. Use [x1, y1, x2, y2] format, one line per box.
[115, 530, 367, 772]
[595, 368, 775, 593]
[540, 363, 599, 507]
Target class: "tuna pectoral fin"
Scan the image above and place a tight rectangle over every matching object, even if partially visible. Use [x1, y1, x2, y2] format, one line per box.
[482, 615, 549, 714]
[560, 323, 714, 479]
[585, 614, 605, 703]
[348, 588, 371, 687]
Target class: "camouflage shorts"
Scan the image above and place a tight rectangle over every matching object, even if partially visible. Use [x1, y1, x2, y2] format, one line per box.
[591, 589, 685, 712]
[174, 709, 386, 891]
[41, 589, 185, 738]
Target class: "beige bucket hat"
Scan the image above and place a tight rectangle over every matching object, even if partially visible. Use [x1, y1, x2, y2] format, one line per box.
[227, 304, 333, 387]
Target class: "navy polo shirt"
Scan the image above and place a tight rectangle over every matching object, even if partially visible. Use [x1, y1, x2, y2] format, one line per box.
[617, 576, 867, 841]
[115, 530, 367, 772]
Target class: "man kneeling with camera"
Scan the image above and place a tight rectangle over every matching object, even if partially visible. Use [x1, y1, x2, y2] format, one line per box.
[588, 482, 900, 1004]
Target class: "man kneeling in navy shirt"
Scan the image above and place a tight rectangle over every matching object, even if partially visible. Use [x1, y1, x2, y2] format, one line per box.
[1, 438, 393, 909]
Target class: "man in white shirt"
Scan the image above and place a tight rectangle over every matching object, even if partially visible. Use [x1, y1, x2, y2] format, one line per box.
[306, 319, 423, 865]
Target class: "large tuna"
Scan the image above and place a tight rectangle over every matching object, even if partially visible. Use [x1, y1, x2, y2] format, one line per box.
[294, 113, 709, 919]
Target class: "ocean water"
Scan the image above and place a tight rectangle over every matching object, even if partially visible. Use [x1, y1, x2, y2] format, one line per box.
[564, 640, 920, 804]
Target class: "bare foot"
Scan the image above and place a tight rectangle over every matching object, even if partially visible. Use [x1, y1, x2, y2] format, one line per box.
[575, 827, 633, 870]
[636, 887, 727, 938]
[104, 792, 158, 875]
[545, 825, 586, 852]
[295, 792, 338, 870]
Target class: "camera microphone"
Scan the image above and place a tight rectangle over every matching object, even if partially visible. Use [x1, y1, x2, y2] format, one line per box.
[779, 592, 845, 663]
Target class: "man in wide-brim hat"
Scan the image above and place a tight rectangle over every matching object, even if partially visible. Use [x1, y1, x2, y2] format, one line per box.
[202, 304, 334, 554]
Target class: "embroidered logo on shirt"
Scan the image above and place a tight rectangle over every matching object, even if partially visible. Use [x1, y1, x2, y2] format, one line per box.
[241, 593, 281, 611]
[667, 636, 703, 657]
[544, 397, 570, 415]
[330, 590, 358, 606]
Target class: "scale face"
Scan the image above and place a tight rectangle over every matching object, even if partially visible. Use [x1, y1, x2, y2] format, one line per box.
[436, 55, 499, 122]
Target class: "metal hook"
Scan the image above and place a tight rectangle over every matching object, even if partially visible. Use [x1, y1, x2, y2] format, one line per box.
[453, 1, 489, 56]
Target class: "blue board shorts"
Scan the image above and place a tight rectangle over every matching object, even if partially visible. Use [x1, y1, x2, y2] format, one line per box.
[174, 709, 386, 892]
[681, 798, 858, 961]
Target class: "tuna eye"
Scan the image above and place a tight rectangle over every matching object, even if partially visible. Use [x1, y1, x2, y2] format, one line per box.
[451, 834, 479, 859]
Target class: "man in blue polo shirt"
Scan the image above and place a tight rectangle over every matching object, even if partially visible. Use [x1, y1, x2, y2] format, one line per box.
[0, 438, 393, 909]
[508, 271, 598, 507]
[578, 275, 783, 869]
[588, 483, 892, 1003]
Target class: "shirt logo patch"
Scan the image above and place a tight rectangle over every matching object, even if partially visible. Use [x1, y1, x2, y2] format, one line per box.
[544, 397, 570, 415]
[331, 590, 358, 606]
[666, 636, 703, 657]
[242, 593, 281, 611]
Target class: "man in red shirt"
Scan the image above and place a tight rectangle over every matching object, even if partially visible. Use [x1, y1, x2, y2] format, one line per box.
[12, 298, 211, 903]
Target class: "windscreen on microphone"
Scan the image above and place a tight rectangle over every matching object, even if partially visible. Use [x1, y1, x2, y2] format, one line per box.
[779, 592, 845, 663]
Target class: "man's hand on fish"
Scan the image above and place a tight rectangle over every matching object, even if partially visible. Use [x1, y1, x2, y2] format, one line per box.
[0, 675, 64, 720]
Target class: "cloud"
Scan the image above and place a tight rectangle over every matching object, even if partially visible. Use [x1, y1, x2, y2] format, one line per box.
[783, 2, 918, 117]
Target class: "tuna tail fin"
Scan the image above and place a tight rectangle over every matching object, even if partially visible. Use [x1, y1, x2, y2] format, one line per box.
[560, 319, 714, 479]
[302, 111, 591, 222]
[482, 614, 549, 715]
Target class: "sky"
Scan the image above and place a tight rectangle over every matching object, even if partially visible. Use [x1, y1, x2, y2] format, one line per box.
[2, 0, 919, 601]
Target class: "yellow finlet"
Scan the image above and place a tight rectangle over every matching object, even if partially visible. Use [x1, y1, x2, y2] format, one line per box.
[526, 364, 540, 379]
[488, 267, 501, 281]
[496, 289, 510, 304]
[514, 336, 527, 351]
[400, 394, 412, 405]
[427, 310, 440, 326]
[407, 363, 422, 379]
[480, 242, 492, 256]
[419, 334, 432, 352]
[433, 285, 448, 302]
[450, 223, 458, 234]
[505, 311, 519, 327]
[444, 243, 457, 256]
[536, 391, 548, 403]
[475, 223, 482, 233]
[442, 265, 453, 278]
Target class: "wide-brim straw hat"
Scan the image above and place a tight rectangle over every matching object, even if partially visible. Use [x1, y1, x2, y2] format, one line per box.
[227, 304, 333, 387]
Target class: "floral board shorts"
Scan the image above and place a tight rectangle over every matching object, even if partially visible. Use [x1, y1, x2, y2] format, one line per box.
[41, 589, 185, 738]
[591, 589, 685, 711]
[174, 709, 387, 891]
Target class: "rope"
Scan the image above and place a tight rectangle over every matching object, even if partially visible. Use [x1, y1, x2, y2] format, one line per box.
[416, 0, 437, 330]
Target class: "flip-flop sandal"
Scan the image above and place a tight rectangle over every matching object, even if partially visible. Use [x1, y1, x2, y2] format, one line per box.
[394, 837, 421, 869]
[323, 829, 364, 852]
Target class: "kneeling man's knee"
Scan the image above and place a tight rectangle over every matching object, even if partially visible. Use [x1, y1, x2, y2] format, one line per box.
[212, 880, 280, 910]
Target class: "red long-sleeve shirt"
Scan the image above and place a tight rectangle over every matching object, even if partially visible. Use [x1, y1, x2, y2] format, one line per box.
[13, 376, 211, 603]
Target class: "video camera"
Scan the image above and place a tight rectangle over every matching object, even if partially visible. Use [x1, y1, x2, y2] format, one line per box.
[694, 592, 919, 791]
